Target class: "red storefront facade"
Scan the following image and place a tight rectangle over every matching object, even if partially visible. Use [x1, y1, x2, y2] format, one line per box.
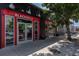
[0, 8, 40, 48]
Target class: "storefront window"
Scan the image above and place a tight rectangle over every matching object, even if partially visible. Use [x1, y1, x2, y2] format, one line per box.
[5, 15, 14, 46]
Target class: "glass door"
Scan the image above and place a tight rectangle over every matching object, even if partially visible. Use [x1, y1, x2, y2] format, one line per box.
[18, 22, 26, 42]
[26, 23, 32, 40]
[17, 19, 32, 44]
[5, 15, 14, 46]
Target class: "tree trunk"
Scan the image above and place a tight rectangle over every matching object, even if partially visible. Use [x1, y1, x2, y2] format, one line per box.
[65, 24, 72, 41]
[54, 27, 58, 36]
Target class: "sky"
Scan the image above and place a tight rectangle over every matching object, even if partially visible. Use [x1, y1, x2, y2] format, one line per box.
[33, 3, 47, 10]
[33, 3, 42, 8]
[73, 21, 79, 26]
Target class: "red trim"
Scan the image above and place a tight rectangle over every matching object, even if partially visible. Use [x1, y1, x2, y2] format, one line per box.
[1, 8, 33, 21]
[14, 17, 17, 45]
[1, 8, 40, 20]
[37, 18, 40, 40]
[1, 11, 5, 48]
[32, 18, 34, 41]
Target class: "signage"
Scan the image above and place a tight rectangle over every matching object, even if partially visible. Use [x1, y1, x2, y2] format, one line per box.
[15, 13, 32, 20]
[2, 9, 32, 21]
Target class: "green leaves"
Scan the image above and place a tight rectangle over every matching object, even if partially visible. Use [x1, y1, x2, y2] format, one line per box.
[42, 3, 79, 25]
[42, 3, 79, 40]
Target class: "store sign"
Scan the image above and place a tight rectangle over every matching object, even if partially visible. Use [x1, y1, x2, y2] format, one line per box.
[3, 9, 32, 21]
[15, 13, 32, 20]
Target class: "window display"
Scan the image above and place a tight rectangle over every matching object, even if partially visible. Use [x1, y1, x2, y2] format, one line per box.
[5, 15, 14, 46]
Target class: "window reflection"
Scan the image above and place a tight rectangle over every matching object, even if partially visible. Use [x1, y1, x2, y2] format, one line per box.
[5, 15, 14, 46]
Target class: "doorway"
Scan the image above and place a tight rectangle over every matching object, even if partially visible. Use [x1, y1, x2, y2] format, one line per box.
[17, 19, 32, 44]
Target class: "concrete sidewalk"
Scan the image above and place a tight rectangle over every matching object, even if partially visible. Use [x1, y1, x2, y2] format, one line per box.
[0, 36, 64, 56]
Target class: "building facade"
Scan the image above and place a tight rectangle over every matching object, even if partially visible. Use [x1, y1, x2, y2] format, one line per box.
[0, 3, 48, 48]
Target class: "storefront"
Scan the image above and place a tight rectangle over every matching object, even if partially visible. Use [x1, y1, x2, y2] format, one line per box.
[0, 8, 40, 48]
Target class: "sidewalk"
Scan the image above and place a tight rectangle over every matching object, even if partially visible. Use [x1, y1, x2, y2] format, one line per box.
[30, 36, 79, 56]
[0, 36, 63, 56]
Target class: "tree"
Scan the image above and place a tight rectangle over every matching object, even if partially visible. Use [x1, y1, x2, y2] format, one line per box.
[42, 3, 79, 41]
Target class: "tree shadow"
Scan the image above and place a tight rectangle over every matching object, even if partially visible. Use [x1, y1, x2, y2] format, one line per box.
[32, 38, 79, 56]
